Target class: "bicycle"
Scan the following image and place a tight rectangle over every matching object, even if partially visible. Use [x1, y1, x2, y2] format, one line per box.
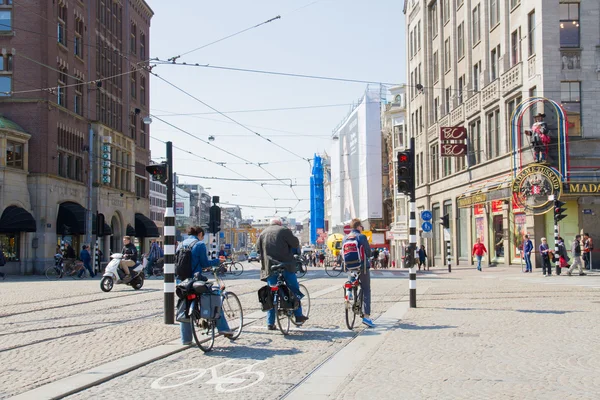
[294, 255, 307, 278]
[45, 256, 84, 280]
[343, 269, 363, 330]
[325, 258, 343, 277]
[219, 260, 244, 276]
[180, 269, 243, 352]
[269, 263, 311, 335]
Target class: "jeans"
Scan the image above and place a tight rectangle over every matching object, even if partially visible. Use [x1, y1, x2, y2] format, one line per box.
[79, 262, 95, 278]
[475, 255, 483, 270]
[360, 269, 372, 316]
[583, 253, 590, 270]
[266, 270, 303, 326]
[146, 257, 155, 275]
[524, 253, 532, 272]
[541, 257, 552, 275]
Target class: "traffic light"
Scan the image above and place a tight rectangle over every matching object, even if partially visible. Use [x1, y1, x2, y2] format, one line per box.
[554, 200, 567, 223]
[440, 214, 450, 229]
[145, 162, 168, 184]
[209, 204, 221, 234]
[397, 149, 414, 195]
[96, 213, 105, 237]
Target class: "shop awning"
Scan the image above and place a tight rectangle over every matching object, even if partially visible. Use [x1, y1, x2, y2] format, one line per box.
[125, 224, 136, 237]
[91, 213, 112, 236]
[135, 213, 160, 238]
[457, 174, 513, 208]
[0, 206, 37, 233]
[103, 222, 112, 236]
[56, 202, 86, 235]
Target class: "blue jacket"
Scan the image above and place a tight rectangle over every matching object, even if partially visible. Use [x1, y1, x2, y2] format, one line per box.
[344, 229, 372, 270]
[79, 249, 91, 265]
[179, 237, 219, 276]
[524, 239, 533, 254]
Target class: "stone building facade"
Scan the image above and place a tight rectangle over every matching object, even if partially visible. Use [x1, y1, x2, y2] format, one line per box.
[404, 0, 600, 269]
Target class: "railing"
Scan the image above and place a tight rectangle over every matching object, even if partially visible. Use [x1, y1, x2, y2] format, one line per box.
[465, 92, 480, 118]
[438, 114, 449, 128]
[428, 123, 438, 140]
[450, 103, 464, 126]
[481, 79, 500, 107]
[500, 62, 522, 96]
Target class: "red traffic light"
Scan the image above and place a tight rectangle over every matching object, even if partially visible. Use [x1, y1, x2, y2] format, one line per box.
[399, 153, 409, 163]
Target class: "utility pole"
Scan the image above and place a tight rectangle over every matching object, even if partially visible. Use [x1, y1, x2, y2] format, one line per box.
[398, 138, 416, 308]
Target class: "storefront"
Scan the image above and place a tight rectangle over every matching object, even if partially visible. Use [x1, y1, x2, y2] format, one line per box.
[0, 205, 37, 273]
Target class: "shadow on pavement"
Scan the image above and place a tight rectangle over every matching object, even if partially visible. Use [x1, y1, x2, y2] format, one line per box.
[431, 306, 583, 315]
[397, 323, 457, 330]
[209, 344, 301, 360]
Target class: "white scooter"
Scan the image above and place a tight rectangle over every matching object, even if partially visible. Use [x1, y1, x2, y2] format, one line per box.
[100, 253, 145, 292]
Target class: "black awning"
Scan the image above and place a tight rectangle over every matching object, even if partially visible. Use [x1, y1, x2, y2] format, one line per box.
[0, 206, 37, 233]
[126, 224, 136, 237]
[135, 213, 160, 238]
[56, 202, 86, 235]
[103, 223, 112, 236]
[92, 214, 113, 236]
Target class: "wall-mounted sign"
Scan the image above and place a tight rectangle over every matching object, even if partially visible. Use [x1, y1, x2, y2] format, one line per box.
[441, 143, 467, 156]
[440, 127, 467, 141]
[563, 182, 600, 195]
[511, 164, 562, 214]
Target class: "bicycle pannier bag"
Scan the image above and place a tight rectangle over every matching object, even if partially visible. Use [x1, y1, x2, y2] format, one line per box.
[258, 285, 275, 311]
[343, 234, 362, 270]
[200, 293, 222, 319]
[176, 298, 190, 323]
[277, 285, 300, 310]
[175, 240, 198, 280]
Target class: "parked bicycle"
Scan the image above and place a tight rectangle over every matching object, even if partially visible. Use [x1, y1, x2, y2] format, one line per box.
[45, 254, 85, 280]
[270, 264, 311, 335]
[344, 270, 363, 330]
[178, 268, 243, 352]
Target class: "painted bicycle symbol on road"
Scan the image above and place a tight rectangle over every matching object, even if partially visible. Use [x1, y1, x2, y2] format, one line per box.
[151, 360, 265, 393]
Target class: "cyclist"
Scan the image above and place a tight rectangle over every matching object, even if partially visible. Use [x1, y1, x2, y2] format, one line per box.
[257, 218, 309, 330]
[343, 218, 374, 327]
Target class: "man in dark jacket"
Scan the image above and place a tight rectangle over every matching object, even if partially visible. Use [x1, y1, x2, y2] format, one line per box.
[78, 245, 95, 278]
[120, 236, 137, 283]
[257, 218, 308, 330]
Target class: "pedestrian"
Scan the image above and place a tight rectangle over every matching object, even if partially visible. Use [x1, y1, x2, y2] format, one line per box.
[472, 238, 487, 271]
[417, 245, 427, 271]
[567, 234, 586, 276]
[78, 245, 95, 278]
[0, 246, 6, 280]
[556, 236, 570, 273]
[65, 243, 76, 259]
[583, 233, 593, 270]
[539, 238, 552, 276]
[146, 239, 161, 275]
[319, 252, 325, 267]
[177, 226, 233, 344]
[522, 234, 533, 273]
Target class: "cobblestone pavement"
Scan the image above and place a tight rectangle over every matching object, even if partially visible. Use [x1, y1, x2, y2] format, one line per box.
[64, 274, 409, 400]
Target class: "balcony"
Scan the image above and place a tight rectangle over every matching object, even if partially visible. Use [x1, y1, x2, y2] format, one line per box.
[428, 123, 438, 140]
[527, 55, 536, 78]
[481, 79, 500, 108]
[465, 92, 480, 118]
[438, 114, 449, 128]
[450, 103, 464, 126]
[500, 62, 522, 96]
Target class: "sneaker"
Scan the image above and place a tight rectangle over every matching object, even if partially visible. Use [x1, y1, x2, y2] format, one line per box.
[267, 325, 276, 331]
[182, 341, 192, 346]
[543, 273, 547, 276]
[294, 315, 309, 324]
[362, 317, 375, 328]
[579, 273, 587, 276]
[220, 330, 234, 338]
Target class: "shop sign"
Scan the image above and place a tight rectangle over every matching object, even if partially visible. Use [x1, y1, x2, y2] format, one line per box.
[457, 193, 487, 208]
[474, 204, 485, 215]
[487, 187, 511, 201]
[563, 182, 600, 195]
[385, 231, 394, 240]
[491, 200, 504, 213]
[512, 164, 562, 215]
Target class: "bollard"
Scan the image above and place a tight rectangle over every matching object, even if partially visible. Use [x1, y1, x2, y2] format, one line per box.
[163, 207, 176, 324]
[554, 222, 560, 275]
[446, 240, 451, 273]
[408, 200, 417, 308]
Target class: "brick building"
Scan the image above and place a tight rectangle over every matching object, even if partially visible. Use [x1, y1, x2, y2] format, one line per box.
[0, 0, 156, 274]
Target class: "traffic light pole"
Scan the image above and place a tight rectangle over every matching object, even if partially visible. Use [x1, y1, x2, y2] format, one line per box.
[164, 141, 175, 324]
[408, 137, 417, 308]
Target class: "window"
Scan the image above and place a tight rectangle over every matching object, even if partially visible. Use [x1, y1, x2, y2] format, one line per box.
[130, 70, 136, 98]
[469, 119, 482, 165]
[0, 53, 12, 71]
[560, 3, 580, 48]
[410, 71, 414, 98]
[75, 157, 82, 181]
[528, 11, 536, 55]
[443, 0, 450, 24]
[141, 122, 146, 148]
[445, 87, 451, 114]
[457, 0, 464, 8]
[506, 95, 522, 150]
[433, 51, 439, 82]
[431, 1, 438, 38]
[490, 46, 499, 81]
[528, 86, 537, 125]
[561, 81, 581, 136]
[0, 10, 11, 32]
[136, 177, 147, 198]
[0, 233, 20, 262]
[434, 97, 439, 122]
[443, 155, 452, 177]
[75, 18, 84, 58]
[510, 0, 520, 9]
[140, 33, 146, 60]
[430, 143, 439, 181]
[511, 29, 520, 66]
[6, 140, 22, 168]
[489, 0, 499, 27]
[486, 109, 500, 160]
[130, 22, 137, 54]
[419, 151, 424, 184]
[473, 61, 480, 91]
[0, 76, 10, 96]
[457, 23, 464, 60]
[140, 76, 146, 105]
[444, 38, 451, 72]
[456, 151, 466, 170]
[458, 74, 465, 104]
[58, 152, 64, 177]
[66, 154, 73, 179]
[74, 79, 83, 115]
[393, 124, 404, 148]
[410, 31, 414, 58]
[419, 106, 423, 133]
[417, 63, 422, 92]
[57, 2, 67, 46]
[130, 112, 137, 139]
[57, 67, 67, 107]
[472, 4, 480, 44]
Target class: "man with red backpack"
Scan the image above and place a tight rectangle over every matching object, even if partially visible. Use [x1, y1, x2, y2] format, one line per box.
[342, 218, 374, 327]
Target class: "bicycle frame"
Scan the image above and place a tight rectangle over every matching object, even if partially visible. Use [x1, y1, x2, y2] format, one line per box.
[344, 271, 361, 302]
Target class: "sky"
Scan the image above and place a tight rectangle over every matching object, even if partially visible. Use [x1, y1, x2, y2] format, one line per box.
[146, 0, 406, 221]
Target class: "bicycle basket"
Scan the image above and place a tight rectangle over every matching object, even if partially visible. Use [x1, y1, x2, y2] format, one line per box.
[199, 293, 222, 320]
[277, 285, 300, 311]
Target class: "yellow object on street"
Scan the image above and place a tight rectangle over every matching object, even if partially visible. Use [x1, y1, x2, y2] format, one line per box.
[327, 233, 344, 256]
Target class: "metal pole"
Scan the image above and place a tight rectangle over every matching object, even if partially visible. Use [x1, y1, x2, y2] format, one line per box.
[408, 137, 417, 308]
[554, 222, 560, 275]
[86, 126, 94, 265]
[446, 240, 452, 273]
[164, 141, 175, 324]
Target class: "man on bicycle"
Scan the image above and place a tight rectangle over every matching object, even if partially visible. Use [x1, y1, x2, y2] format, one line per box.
[343, 218, 375, 327]
[257, 218, 309, 330]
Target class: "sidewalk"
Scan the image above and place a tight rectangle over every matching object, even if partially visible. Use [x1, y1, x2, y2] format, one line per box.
[286, 267, 600, 399]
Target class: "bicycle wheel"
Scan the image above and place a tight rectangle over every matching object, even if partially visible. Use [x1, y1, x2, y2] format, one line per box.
[191, 304, 215, 352]
[230, 262, 244, 276]
[276, 308, 291, 335]
[295, 262, 307, 278]
[292, 283, 310, 327]
[221, 292, 243, 340]
[355, 288, 364, 319]
[45, 266, 61, 280]
[325, 263, 342, 277]
[345, 287, 357, 330]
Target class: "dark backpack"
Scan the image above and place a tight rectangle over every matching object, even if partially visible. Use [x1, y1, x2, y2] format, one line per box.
[175, 240, 199, 280]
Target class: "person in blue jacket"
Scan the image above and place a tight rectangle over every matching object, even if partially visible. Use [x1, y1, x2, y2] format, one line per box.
[523, 234, 534, 273]
[177, 226, 233, 345]
[78, 245, 95, 278]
